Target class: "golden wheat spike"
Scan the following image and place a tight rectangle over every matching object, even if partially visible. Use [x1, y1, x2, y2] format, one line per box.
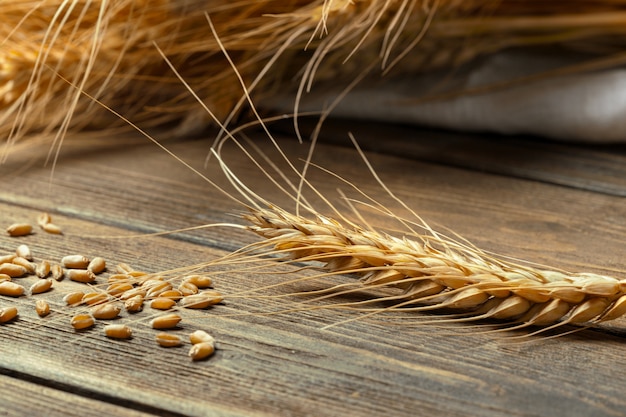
[240, 204, 626, 328]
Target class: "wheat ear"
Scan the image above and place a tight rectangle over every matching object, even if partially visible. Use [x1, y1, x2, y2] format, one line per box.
[240, 204, 626, 330]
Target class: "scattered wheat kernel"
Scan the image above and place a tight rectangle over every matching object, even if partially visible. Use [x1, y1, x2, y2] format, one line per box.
[42, 223, 63, 235]
[184, 275, 212, 289]
[124, 294, 144, 311]
[186, 290, 224, 305]
[35, 300, 50, 317]
[150, 297, 177, 310]
[50, 264, 64, 281]
[91, 303, 121, 320]
[0, 306, 18, 323]
[107, 283, 134, 298]
[124, 295, 144, 313]
[6, 223, 32, 237]
[37, 212, 51, 227]
[140, 277, 164, 286]
[0, 263, 28, 278]
[146, 282, 172, 298]
[180, 295, 212, 309]
[188, 342, 215, 361]
[71, 313, 95, 330]
[119, 287, 146, 300]
[127, 270, 147, 278]
[107, 274, 133, 284]
[0, 254, 15, 264]
[0, 274, 10, 283]
[104, 324, 132, 339]
[62, 255, 90, 269]
[35, 260, 51, 278]
[156, 333, 183, 348]
[178, 281, 198, 296]
[151, 313, 182, 329]
[30, 279, 53, 295]
[12, 257, 35, 274]
[159, 289, 183, 301]
[15, 244, 32, 261]
[0, 281, 25, 297]
[63, 291, 84, 306]
[67, 269, 96, 283]
[87, 257, 106, 274]
[116, 263, 133, 274]
[189, 330, 216, 345]
[133, 275, 154, 286]
[82, 292, 109, 306]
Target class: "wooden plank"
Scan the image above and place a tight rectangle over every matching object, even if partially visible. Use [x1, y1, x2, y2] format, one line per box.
[0, 130, 624, 416]
[0, 374, 153, 417]
[285, 117, 626, 197]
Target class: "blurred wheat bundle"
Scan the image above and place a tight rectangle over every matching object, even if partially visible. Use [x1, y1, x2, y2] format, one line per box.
[2, 0, 626, 149]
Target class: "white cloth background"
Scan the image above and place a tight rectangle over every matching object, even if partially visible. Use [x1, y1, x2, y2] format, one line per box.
[273, 51, 626, 142]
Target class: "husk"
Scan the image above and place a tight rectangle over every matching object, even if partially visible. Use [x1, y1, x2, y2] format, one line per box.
[3, 0, 626, 152]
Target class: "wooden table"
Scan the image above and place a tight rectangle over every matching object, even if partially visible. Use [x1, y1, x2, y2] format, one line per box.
[0, 119, 624, 417]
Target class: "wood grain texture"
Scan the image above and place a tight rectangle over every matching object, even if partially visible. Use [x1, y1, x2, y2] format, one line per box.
[0, 374, 153, 417]
[0, 126, 624, 416]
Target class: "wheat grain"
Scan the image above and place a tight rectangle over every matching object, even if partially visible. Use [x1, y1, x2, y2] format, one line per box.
[62, 255, 90, 269]
[15, 244, 32, 261]
[42, 224, 63, 235]
[35, 261, 51, 279]
[156, 333, 183, 348]
[107, 283, 134, 298]
[6, 224, 32, 237]
[0, 307, 18, 323]
[82, 293, 109, 306]
[30, 279, 53, 295]
[0, 282, 24, 297]
[116, 264, 134, 274]
[158, 290, 183, 301]
[183, 275, 212, 289]
[71, 314, 95, 330]
[88, 257, 107, 274]
[145, 282, 173, 299]
[124, 295, 144, 313]
[67, 269, 96, 283]
[188, 342, 215, 361]
[178, 282, 199, 296]
[0, 264, 27, 278]
[151, 313, 182, 329]
[50, 264, 64, 281]
[12, 257, 35, 274]
[63, 291, 85, 307]
[104, 324, 132, 339]
[91, 303, 121, 320]
[0, 255, 15, 265]
[150, 297, 177, 310]
[189, 330, 215, 346]
[180, 295, 213, 310]
[37, 213, 51, 228]
[35, 300, 50, 317]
